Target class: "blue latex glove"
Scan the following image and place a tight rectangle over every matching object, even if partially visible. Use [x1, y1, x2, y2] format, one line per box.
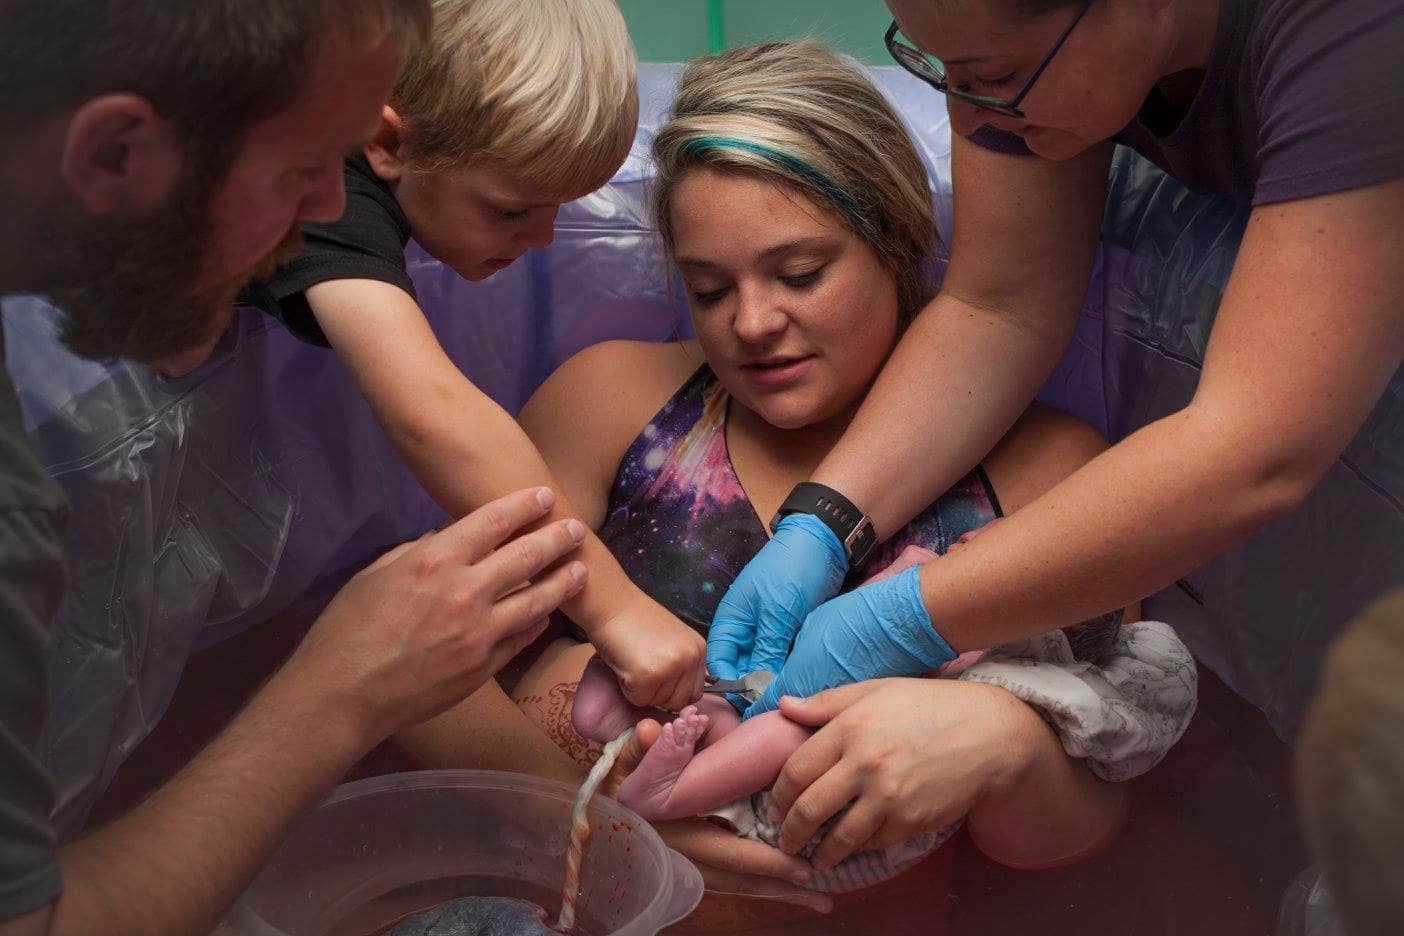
[707, 513, 848, 682]
[743, 566, 956, 718]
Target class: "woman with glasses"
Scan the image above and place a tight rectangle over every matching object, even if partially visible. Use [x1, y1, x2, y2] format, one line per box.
[711, 0, 1404, 865]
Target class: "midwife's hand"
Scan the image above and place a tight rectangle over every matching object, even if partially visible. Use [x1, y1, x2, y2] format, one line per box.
[744, 566, 954, 717]
[287, 487, 588, 743]
[709, 514, 849, 683]
[590, 591, 706, 711]
[766, 679, 1034, 869]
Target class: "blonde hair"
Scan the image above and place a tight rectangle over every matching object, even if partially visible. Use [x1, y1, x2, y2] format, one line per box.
[652, 41, 938, 324]
[391, 0, 638, 195]
[1296, 588, 1404, 936]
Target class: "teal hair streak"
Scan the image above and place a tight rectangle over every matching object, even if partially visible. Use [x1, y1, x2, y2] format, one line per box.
[680, 136, 869, 236]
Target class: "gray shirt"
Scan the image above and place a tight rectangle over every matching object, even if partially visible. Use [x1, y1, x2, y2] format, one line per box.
[971, 0, 1404, 205]
[0, 327, 67, 921]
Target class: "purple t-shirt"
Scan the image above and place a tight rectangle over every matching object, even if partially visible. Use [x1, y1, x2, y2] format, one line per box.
[970, 0, 1404, 205]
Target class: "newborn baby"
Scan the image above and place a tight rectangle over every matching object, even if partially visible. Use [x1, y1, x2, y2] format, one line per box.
[571, 517, 1200, 893]
[572, 540, 976, 892]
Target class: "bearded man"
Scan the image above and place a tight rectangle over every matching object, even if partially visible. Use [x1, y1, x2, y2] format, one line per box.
[0, 5, 596, 934]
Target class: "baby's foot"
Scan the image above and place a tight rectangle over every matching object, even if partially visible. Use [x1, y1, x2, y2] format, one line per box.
[572, 656, 652, 743]
[617, 706, 710, 818]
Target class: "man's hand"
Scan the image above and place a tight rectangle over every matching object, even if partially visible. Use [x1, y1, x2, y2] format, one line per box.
[588, 593, 706, 711]
[709, 514, 849, 683]
[286, 487, 588, 742]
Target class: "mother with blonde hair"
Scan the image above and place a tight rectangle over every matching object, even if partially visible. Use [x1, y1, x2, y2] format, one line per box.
[411, 40, 1196, 908]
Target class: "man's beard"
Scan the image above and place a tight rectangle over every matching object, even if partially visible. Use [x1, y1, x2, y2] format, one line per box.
[31, 168, 303, 366]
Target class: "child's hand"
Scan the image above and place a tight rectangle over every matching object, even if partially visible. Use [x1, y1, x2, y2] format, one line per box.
[590, 594, 706, 711]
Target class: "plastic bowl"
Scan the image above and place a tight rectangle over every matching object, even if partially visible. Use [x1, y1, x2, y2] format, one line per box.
[229, 770, 704, 936]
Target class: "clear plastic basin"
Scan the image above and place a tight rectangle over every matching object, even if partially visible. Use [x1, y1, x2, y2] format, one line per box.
[229, 770, 704, 936]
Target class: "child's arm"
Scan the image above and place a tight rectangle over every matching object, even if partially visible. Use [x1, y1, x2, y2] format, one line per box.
[306, 279, 705, 711]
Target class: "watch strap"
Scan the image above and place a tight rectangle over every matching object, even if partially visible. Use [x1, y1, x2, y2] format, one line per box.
[772, 482, 877, 567]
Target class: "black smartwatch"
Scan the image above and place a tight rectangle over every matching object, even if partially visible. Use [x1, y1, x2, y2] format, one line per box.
[771, 482, 877, 568]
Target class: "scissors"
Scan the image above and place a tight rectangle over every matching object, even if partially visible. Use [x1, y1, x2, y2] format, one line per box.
[701, 670, 776, 706]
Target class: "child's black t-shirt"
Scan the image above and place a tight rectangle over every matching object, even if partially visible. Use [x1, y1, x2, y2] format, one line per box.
[243, 155, 415, 347]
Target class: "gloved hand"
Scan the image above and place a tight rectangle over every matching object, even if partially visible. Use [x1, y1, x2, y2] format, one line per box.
[743, 566, 955, 718]
[707, 513, 849, 682]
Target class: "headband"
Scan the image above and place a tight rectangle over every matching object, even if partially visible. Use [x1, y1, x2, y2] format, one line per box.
[680, 135, 867, 234]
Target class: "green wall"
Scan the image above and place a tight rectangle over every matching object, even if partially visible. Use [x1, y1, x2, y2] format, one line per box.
[617, 0, 896, 64]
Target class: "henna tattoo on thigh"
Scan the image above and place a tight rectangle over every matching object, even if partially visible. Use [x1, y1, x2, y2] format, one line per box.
[514, 680, 603, 768]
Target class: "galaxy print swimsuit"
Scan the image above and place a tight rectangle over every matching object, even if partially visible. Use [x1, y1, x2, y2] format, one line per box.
[597, 365, 1003, 637]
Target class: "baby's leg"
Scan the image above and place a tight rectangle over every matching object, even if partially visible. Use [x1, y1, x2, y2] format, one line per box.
[571, 654, 664, 743]
[617, 708, 811, 821]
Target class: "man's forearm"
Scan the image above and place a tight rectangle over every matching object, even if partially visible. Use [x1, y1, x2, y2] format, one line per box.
[45, 661, 376, 936]
[813, 292, 1075, 538]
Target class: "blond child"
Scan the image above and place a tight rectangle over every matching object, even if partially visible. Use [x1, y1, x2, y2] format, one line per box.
[248, 0, 705, 781]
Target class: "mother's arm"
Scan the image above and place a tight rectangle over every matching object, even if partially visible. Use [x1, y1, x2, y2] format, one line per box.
[769, 678, 1127, 871]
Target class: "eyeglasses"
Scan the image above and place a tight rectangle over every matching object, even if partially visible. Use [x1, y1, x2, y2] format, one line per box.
[885, 0, 1092, 120]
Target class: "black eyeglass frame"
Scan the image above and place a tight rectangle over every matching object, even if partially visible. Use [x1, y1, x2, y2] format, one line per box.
[885, 0, 1092, 119]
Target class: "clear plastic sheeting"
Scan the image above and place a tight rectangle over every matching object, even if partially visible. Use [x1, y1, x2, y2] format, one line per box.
[1276, 868, 1346, 936]
[3, 298, 449, 835]
[1092, 149, 1403, 740]
[3, 63, 1398, 833]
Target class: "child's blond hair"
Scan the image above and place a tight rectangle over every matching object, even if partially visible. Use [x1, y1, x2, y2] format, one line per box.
[391, 0, 638, 196]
